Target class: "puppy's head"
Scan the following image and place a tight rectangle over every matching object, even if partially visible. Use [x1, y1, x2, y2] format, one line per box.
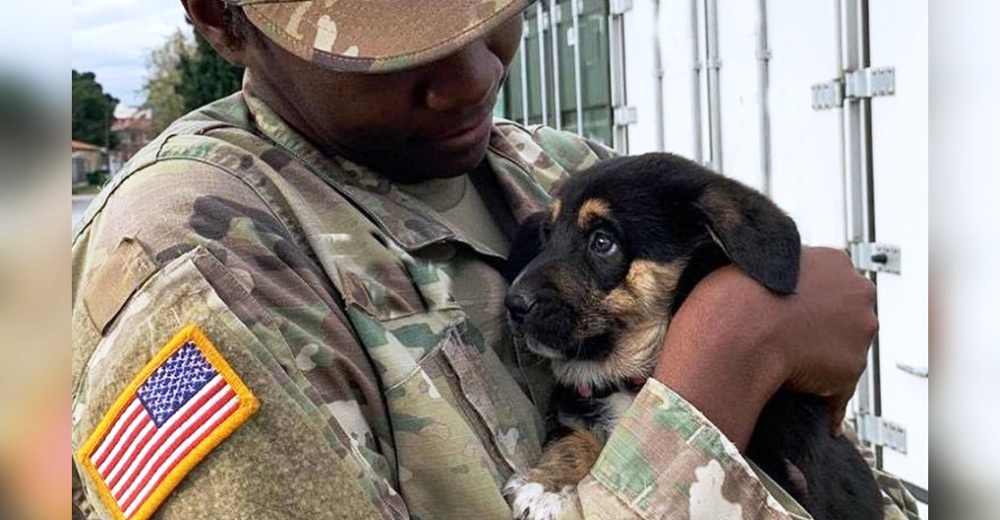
[506, 153, 800, 382]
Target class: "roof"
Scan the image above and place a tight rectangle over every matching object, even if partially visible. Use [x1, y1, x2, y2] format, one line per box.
[111, 107, 153, 132]
[72, 140, 103, 152]
[114, 106, 151, 120]
[112, 117, 152, 133]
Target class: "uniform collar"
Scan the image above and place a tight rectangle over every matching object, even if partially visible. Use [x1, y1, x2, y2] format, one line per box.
[241, 88, 550, 258]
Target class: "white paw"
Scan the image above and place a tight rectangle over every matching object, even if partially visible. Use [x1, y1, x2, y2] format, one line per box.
[503, 475, 577, 520]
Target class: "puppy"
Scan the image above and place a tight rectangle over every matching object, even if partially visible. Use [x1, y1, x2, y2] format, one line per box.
[501, 153, 882, 520]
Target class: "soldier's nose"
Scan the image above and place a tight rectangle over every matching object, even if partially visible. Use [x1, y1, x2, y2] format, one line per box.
[504, 292, 536, 325]
[423, 39, 498, 112]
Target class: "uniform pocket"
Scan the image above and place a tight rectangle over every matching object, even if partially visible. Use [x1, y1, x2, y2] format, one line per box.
[346, 304, 545, 520]
[312, 231, 459, 322]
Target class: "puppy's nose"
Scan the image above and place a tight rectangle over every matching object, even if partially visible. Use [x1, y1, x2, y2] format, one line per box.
[505, 293, 536, 324]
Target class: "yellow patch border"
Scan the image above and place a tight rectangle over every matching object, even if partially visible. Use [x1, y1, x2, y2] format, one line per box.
[75, 324, 260, 520]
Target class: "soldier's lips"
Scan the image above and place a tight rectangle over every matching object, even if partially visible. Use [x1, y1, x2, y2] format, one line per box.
[422, 112, 493, 151]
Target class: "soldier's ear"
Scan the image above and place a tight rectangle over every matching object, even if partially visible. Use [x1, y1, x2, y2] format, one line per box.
[181, 0, 252, 67]
[694, 177, 801, 295]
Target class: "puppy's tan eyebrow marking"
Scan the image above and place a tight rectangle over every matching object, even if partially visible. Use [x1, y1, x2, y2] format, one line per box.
[577, 198, 611, 228]
[550, 199, 562, 223]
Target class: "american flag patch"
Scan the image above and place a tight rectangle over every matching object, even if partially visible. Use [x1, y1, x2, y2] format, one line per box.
[76, 325, 259, 520]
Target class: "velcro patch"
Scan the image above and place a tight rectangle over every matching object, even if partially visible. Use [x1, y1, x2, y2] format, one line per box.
[76, 325, 259, 520]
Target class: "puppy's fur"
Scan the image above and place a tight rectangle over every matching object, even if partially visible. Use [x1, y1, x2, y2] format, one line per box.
[502, 153, 882, 520]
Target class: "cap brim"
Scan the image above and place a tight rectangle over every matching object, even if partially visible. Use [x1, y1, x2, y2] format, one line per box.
[240, 0, 532, 73]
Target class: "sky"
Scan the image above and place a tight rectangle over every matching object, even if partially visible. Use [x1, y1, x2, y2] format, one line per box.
[72, 0, 191, 108]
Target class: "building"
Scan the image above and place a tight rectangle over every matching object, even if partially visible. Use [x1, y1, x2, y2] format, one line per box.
[109, 106, 153, 173]
[71, 139, 105, 185]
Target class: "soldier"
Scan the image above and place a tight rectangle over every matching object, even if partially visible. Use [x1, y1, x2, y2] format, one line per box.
[71, 1, 920, 519]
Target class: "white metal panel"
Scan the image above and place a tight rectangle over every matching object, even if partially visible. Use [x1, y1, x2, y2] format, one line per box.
[621, 0, 659, 154]
[715, 0, 762, 189]
[867, 0, 930, 499]
[764, 1, 845, 247]
[653, 0, 701, 159]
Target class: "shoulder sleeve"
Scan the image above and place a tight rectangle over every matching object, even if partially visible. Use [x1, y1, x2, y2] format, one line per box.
[491, 121, 619, 195]
[528, 125, 619, 164]
[72, 160, 406, 519]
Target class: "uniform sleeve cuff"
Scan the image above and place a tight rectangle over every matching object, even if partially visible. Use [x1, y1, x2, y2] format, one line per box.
[583, 379, 807, 519]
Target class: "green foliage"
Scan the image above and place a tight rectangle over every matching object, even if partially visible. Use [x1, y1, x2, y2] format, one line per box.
[141, 30, 193, 134]
[72, 70, 119, 149]
[176, 29, 244, 113]
[86, 170, 110, 186]
[141, 22, 244, 134]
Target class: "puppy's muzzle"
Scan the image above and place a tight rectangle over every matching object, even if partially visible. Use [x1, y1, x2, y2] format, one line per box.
[504, 292, 536, 326]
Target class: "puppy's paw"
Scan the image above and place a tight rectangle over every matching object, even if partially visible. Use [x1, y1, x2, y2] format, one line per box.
[503, 474, 577, 520]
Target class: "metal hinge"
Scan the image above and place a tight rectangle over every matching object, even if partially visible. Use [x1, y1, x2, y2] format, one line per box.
[610, 0, 633, 15]
[613, 106, 637, 126]
[846, 67, 896, 98]
[811, 80, 844, 110]
[856, 414, 908, 454]
[849, 241, 901, 274]
[811, 67, 895, 110]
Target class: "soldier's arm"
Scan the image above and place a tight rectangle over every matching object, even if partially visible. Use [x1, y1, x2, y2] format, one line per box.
[571, 383, 918, 519]
[72, 161, 405, 519]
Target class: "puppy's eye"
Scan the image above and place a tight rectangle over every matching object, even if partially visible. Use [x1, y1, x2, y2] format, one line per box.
[589, 230, 618, 256]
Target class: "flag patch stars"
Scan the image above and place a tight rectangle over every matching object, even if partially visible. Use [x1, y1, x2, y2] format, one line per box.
[76, 325, 259, 520]
[136, 344, 217, 428]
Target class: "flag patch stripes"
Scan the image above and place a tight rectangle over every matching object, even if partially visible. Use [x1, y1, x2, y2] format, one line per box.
[76, 325, 259, 520]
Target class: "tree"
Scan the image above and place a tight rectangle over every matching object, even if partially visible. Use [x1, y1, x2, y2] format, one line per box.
[176, 28, 244, 112]
[72, 70, 119, 149]
[141, 21, 244, 131]
[141, 29, 193, 134]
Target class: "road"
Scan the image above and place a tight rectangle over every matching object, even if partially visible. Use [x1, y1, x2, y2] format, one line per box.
[72, 195, 96, 229]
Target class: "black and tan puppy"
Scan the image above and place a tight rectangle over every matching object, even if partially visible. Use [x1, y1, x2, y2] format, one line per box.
[502, 153, 882, 520]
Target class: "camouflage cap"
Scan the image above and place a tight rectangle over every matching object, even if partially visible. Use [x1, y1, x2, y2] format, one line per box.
[226, 0, 532, 73]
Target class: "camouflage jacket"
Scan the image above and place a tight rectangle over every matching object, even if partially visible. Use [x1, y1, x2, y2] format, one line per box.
[71, 91, 920, 520]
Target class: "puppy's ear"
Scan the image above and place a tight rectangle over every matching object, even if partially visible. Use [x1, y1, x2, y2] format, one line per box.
[696, 179, 801, 294]
[503, 211, 549, 282]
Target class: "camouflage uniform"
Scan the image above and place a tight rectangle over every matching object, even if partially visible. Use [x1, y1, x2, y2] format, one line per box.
[71, 89, 920, 519]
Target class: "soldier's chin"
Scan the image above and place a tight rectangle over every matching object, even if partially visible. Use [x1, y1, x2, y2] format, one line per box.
[524, 336, 566, 360]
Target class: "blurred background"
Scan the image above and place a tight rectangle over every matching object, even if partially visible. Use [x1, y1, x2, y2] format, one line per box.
[0, 0, 980, 518]
[3, 2, 71, 519]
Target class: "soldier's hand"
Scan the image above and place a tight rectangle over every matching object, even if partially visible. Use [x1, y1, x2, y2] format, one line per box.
[652, 246, 877, 449]
[772, 246, 877, 436]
